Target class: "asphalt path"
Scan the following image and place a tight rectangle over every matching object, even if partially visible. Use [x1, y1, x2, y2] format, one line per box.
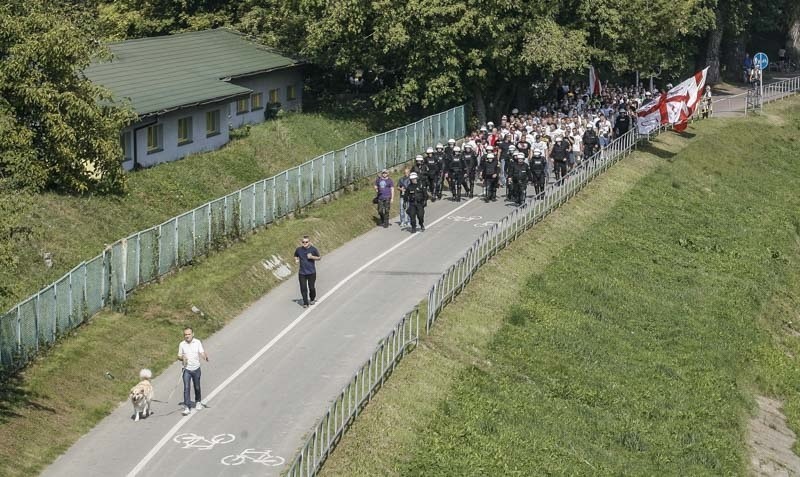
[42, 184, 525, 477]
[41, 81, 799, 476]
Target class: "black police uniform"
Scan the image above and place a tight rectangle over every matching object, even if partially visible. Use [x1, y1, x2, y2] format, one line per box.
[434, 149, 446, 198]
[403, 181, 428, 232]
[463, 150, 478, 198]
[479, 157, 500, 201]
[447, 153, 465, 201]
[530, 154, 547, 196]
[582, 129, 600, 162]
[509, 160, 533, 205]
[424, 153, 439, 200]
[615, 112, 631, 136]
[550, 139, 570, 181]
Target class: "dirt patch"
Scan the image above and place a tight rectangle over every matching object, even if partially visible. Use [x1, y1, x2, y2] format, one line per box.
[749, 395, 800, 476]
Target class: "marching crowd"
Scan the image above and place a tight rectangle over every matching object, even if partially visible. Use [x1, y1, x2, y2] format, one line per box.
[373, 81, 714, 233]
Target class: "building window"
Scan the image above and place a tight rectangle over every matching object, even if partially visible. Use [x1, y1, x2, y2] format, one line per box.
[120, 131, 133, 161]
[206, 110, 220, 137]
[146, 124, 163, 154]
[269, 88, 279, 103]
[177, 117, 193, 146]
[237, 98, 249, 115]
[287, 85, 297, 101]
[251, 92, 263, 110]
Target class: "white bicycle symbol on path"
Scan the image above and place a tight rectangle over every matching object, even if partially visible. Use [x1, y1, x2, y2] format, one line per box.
[221, 448, 285, 467]
[473, 221, 498, 228]
[448, 215, 482, 222]
[173, 432, 235, 450]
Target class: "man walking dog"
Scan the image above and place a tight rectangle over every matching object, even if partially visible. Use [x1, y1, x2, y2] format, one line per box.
[178, 327, 208, 416]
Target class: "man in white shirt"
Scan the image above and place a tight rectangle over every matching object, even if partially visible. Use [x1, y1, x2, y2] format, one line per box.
[178, 327, 209, 415]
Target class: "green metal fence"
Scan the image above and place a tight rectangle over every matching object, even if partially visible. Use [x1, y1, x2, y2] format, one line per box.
[0, 105, 466, 373]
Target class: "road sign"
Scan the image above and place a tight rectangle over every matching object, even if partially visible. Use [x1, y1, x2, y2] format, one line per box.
[754, 52, 769, 70]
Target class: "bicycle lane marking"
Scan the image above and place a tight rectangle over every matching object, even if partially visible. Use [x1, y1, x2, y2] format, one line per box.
[126, 197, 479, 477]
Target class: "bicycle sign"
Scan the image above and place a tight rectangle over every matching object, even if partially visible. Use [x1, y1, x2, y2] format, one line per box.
[172, 432, 235, 450]
[473, 221, 498, 228]
[754, 52, 769, 70]
[447, 215, 482, 222]
[221, 448, 285, 467]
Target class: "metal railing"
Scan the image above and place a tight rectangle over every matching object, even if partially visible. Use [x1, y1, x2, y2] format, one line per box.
[0, 106, 466, 373]
[287, 128, 639, 477]
[288, 79, 800, 474]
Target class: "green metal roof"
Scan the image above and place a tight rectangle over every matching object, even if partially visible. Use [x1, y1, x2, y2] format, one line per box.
[85, 29, 301, 117]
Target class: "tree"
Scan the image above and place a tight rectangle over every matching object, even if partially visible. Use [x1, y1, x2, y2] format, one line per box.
[0, 1, 135, 193]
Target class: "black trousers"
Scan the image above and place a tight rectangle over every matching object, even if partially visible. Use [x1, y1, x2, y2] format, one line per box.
[407, 203, 425, 229]
[510, 179, 527, 204]
[484, 175, 499, 200]
[448, 172, 464, 200]
[555, 161, 568, 181]
[532, 176, 546, 196]
[299, 273, 317, 306]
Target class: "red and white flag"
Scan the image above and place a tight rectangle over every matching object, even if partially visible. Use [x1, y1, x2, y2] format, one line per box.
[636, 93, 667, 135]
[665, 67, 708, 131]
[588, 66, 602, 96]
[636, 67, 709, 134]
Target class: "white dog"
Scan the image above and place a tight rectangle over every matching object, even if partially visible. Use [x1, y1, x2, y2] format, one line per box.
[130, 368, 154, 422]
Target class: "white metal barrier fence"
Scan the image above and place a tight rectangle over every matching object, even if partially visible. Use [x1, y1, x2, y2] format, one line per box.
[287, 128, 639, 476]
[287, 79, 800, 474]
[0, 106, 465, 373]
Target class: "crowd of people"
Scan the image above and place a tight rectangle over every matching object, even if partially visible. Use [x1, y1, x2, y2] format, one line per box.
[372, 80, 716, 232]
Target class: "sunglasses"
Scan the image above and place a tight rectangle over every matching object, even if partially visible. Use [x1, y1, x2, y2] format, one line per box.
[301, 240, 309, 244]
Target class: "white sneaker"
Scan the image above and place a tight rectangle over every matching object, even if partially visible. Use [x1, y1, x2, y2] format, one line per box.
[196, 402, 204, 410]
[182, 407, 190, 416]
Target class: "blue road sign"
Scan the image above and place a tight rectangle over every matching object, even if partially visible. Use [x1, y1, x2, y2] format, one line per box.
[754, 52, 769, 70]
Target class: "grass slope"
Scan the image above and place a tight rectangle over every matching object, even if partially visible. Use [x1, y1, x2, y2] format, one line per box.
[2, 113, 372, 311]
[321, 98, 800, 476]
[0, 177, 401, 476]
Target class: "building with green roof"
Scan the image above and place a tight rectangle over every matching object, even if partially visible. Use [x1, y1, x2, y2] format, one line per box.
[85, 28, 304, 169]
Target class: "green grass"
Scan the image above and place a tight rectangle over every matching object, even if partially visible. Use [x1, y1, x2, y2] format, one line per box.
[320, 98, 800, 476]
[1, 113, 373, 311]
[0, 174, 404, 476]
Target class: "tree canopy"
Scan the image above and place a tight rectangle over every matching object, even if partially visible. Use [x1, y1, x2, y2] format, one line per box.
[0, 1, 135, 193]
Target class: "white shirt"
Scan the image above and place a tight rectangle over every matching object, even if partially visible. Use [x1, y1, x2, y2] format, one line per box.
[179, 339, 205, 371]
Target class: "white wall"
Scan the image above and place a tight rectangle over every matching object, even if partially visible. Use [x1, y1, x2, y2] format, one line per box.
[122, 67, 303, 170]
[127, 103, 230, 170]
[229, 69, 303, 129]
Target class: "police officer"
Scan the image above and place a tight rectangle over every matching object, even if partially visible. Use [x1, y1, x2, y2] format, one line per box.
[434, 143, 446, 199]
[530, 149, 547, 197]
[463, 143, 479, 198]
[447, 145, 465, 202]
[582, 124, 600, 163]
[479, 152, 500, 202]
[614, 108, 631, 136]
[508, 152, 533, 206]
[550, 134, 570, 182]
[404, 172, 428, 233]
[423, 146, 439, 201]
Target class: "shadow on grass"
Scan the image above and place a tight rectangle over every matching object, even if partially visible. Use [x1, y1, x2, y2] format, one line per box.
[638, 143, 678, 160]
[0, 373, 55, 424]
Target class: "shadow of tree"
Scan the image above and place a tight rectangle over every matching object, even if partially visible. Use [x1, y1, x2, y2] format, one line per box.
[0, 373, 56, 424]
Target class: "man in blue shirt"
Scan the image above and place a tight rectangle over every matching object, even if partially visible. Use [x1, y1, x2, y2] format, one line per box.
[294, 236, 321, 308]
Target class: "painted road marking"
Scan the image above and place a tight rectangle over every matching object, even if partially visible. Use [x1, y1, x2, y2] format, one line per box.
[172, 433, 235, 450]
[447, 215, 482, 222]
[473, 221, 499, 228]
[221, 448, 285, 467]
[126, 197, 478, 476]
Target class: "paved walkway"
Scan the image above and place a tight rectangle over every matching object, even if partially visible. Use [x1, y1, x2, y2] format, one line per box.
[42, 189, 521, 477]
[41, 77, 798, 477]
